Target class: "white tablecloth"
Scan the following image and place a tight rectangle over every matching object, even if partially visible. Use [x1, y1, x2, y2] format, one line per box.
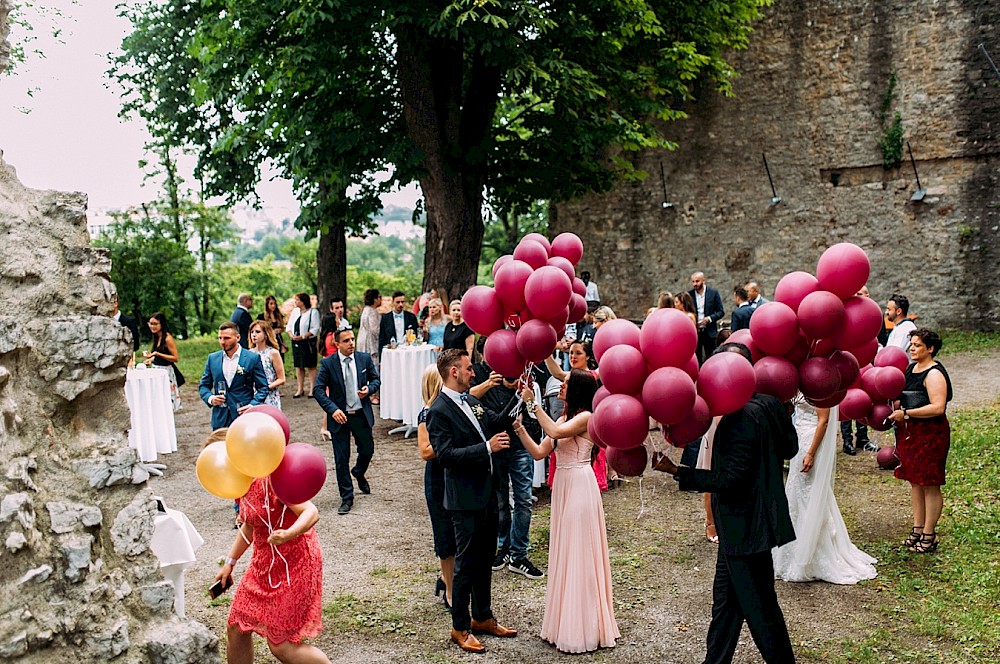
[150, 502, 204, 618]
[125, 367, 177, 462]
[379, 345, 439, 427]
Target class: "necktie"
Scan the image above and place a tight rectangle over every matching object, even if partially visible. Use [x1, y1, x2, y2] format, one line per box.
[344, 357, 358, 409]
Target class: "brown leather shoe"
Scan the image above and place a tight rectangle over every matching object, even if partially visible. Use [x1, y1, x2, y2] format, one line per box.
[450, 629, 485, 653]
[470, 618, 518, 638]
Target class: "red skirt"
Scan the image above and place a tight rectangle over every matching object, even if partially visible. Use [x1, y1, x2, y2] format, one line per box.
[894, 415, 950, 487]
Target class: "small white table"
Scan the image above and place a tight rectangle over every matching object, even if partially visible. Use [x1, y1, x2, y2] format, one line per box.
[125, 367, 178, 462]
[150, 501, 204, 618]
[379, 344, 439, 436]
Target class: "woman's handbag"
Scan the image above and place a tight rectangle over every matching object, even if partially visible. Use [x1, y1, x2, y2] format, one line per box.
[172, 363, 186, 387]
[899, 390, 930, 410]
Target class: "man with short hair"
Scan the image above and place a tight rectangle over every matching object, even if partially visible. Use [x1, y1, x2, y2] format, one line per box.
[328, 297, 352, 331]
[112, 294, 140, 352]
[198, 321, 270, 429]
[689, 272, 726, 364]
[730, 286, 753, 332]
[230, 294, 254, 348]
[378, 291, 418, 357]
[885, 294, 916, 351]
[581, 270, 601, 309]
[575, 306, 597, 344]
[745, 282, 769, 310]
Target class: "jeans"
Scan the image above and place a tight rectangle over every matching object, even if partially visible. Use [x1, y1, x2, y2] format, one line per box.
[494, 448, 534, 561]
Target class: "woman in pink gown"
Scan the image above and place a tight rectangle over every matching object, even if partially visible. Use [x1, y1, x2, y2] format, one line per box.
[515, 369, 619, 653]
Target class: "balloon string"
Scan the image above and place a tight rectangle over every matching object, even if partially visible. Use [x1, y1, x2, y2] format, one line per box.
[636, 477, 645, 520]
[240, 479, 292, 590]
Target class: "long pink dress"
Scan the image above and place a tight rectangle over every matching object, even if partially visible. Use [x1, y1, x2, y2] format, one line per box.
[541, 431, 620, 653]
[228, 478, 323, 644]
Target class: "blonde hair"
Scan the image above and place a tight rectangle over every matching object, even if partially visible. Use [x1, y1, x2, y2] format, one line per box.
[248, 319, 278, 350]
[427, 298, 446, 324]
[592, 305, 617, 323]
[201, 428, 228, 449]
[449, 299, 462, 309]
[421, 364, 443, 406]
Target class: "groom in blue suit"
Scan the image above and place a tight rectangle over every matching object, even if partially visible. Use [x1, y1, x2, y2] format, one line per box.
[198, 321, 270, 429]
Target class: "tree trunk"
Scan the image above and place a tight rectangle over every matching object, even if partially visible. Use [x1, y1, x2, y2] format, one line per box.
[316, 224, 347, 318]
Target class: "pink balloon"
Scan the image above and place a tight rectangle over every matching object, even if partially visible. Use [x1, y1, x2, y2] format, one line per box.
[667, 395, 711, 446]
[798, 357, 841, 401]
[512, 240, 549, 270]
[867, 402, 894, 431]
[833, 296, 884, 349]
[522, 232, 551, 252]
[461, 286, 505, 336]
[248, 404, 290, 444]
[860, 367, 882, 403]
[572, 277, 587, 297]
[546, 255, 576, 282]
[483, 329, 526, 377]
[494, 260, 534, 313]
[840, 388, 874, 421]
[524, 266, 573, 319]
[874, 366, 906, 400]
[640, 307, 699, 369]
[270, 443, 328, 505]
[550, 232, 584, 265]
[607, 446, 648, 477]
[681, 354, 699, 382]
[782, 332, 810, 366]
[592, 318, 641, 363]
[542, 306, 570, 331]
[753, 356, 799, 402]
[808, 390, 846, 408]
[774, 271, 820, 313]
[828, 350, 860, 391]
[593, 394, 649, 449]
[877, 446, 900, 469]
[599, 345, 647, 395]
[749, 302, 800, 356]
[875, 346, 910, 373]
[642, 367, 697, 426]
[491, 254, 513, 278]
[811, 337, 838, 358]
[587, 415, 607, 449]
[816, 243, 871, 299]
[724, 329, 764, 364]
[846, 338, 879, 367]
[697, 352, 756, 416]
[568, 294, 588, 323]
[797, 291, 846, 339]
[514, 320, 558, 364]
[593, 385, 611, 410]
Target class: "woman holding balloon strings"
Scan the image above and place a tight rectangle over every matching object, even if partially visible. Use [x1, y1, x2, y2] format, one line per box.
[515, 370, 619, 654]
[248, 321, 285, 409]
[887, 328, 953, 553]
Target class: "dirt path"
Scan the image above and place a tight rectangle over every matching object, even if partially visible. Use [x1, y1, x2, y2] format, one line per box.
[154, 350, 999, 663]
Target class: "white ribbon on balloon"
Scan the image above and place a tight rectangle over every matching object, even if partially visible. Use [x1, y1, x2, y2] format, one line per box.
[236, 478, 292, 589]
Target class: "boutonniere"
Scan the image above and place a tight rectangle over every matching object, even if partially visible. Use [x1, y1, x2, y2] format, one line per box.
[471, 404, 485, 418]
[236, 365, 245, 376]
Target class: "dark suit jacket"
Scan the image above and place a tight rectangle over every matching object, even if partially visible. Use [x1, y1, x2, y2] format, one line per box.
[378, 311, 418, 357]
[426, 392, 515, 511]
[198, 349, 270, 430]
[730, 303, 753, 332]
[689, 287, 726, 339]
[230, 307, 253, 348]
[677, 394, 797, 556]
[313, 351, 381, 432]
[118, 313, 141, 351]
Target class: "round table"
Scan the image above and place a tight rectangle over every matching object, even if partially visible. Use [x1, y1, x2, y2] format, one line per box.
[125, 367, 178, 462]
[379, 344, 439, 435]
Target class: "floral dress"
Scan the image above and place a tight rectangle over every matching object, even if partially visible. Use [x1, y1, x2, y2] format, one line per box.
[252, 348, 282, 409]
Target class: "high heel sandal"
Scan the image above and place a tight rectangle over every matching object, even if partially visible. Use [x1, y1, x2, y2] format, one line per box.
[435, 577, 451, 610]
[902, 526, 923, 548]
[705, 523, 719, 544]
[910, 532, 939, 553]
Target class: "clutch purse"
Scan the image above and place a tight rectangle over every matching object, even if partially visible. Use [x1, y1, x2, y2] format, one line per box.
[899, 390, 930, 410]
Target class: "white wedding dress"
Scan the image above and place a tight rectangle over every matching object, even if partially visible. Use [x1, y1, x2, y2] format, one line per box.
[772, 402, 877, 584]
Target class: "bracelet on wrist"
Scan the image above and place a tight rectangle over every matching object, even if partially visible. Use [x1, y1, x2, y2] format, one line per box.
[525, 400, 537, 413]
[225, 556, 238, 566]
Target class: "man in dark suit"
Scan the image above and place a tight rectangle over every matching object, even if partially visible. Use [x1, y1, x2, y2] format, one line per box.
[745, 281, 770, 310]
[689, 271, 726, 364]
[426, 349, 518, 654]
[378, 291, 419, 357]
[198, 322, 270, 429]
[657, 343, 798, 664]
[313, 327, 381, 515]
[112, 294, 141, 352]
[729, 286, 754, 332]
[229, 293, 254, 348]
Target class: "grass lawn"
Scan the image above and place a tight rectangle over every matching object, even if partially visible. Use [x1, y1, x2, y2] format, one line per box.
[175, 335, 223, 387]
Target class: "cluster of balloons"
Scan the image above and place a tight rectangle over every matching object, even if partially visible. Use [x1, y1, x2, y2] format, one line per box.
[462, 232, 588, 377]
[196, 405, 328, 505]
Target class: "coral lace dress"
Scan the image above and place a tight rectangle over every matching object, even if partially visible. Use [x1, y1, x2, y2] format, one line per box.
[228, 478, 324, 644]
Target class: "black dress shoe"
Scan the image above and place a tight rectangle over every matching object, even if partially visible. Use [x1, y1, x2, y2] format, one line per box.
[337, 500, 353, 515]
[352, 470, 371, 494]
[842, 441, 857, 456]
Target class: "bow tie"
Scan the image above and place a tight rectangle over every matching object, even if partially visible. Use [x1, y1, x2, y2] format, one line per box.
[394, 313, 403, 318]
[459, 393, 469, 404]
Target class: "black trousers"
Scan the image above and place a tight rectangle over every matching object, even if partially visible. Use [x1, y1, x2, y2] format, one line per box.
[696, 330, 718, 365]
[704, 548, 795, 664]
[330, 412, 374, 501]
[449, 498, 499, 632]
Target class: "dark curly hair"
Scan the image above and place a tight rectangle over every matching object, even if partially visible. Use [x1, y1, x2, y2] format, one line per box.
[909, 328, 942, 357]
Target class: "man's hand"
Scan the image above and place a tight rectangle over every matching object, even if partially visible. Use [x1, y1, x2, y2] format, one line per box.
[488, 371, 503, 387]
[236, 404, 251, 415]
[333, 409, 348, 425]
[488, 432, 510, 453]
[209, 395, 226, 407]
[651, 450, 679, 475]
[357, 386, 369, 400]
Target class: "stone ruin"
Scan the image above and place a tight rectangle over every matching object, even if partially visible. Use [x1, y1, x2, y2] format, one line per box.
[0, 8, 220, 661]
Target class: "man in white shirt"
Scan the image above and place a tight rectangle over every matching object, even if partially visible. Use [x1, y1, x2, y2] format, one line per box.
[885, 294, 917, 350]
[581, 270, 600, 308]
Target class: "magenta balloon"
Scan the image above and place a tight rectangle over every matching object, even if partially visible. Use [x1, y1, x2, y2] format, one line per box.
[542, 306, 570, 331]
[524, 265, 573, 320]
[483, 329, 526, 378]
[494, 260, 534, 313]
[753, 356, 799, 402]
[749, 302, 800, 356]
[808, 390, 846, 408]
[522, 232, 551, 252]
[270, 443, 328, 505]
[798, 357, 841, 401]
[572, 277, 587, 297]
[724, 329, 764, 364]
[491, 254, 513, 278]
[568, 294, 588, 324]
[797, 290, 846, 339]
[875, 346, 910, 373]
[828, 350, 860, 391]
[593, 394, 649, 449]
[681, 354, 699, 381]
[546, 255, 576, 282]
[867, 403, 894, 431]
[811, 337, 838, 358]
[877, 446, 900, 470]
[607, 445, 648, 477]
[667, 395, 712, 446]
[782, 333, 810, 366]
[550, 232, 585, 265]
[774, 271, 820, 313]
[514, 320, 559, 364]
[599, 345, 647, 395]
[833, 296, 884, 349]
[461, 286, 505, 336]
[587, 415, 607, 449]
[860, 367, 882, 403]
[642, 367, 697, 425]
[593, 385, 612, 410]
[697, 351, 756, 416]
[512, 240, 549, 270]
[640, 307, 699, 369]
[816, 243, 871, 299]
[840, 388, 874, 421]
[247, 404, 290, 444]
[847, 338, 879, 367]
[874, 366, 905, 400]
[592, 318, 641, 363]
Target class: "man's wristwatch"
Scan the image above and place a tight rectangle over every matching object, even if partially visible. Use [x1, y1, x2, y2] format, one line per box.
[525, 400, 537, 414]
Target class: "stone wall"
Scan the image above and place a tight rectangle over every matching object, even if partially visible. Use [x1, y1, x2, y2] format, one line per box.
[553, 0, 1000, 329]
[1, 0, 12, 75]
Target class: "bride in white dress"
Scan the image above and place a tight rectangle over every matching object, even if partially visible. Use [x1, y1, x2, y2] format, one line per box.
[773, 400, 877, 584]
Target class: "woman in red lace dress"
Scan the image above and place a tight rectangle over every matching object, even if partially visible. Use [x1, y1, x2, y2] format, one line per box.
[215, 477, 329, 663]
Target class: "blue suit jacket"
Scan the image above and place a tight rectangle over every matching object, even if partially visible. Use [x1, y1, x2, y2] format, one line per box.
[730, 303, 754, 332]
[230, 307, 253, 348]
[689, 287, 726, 339]
[313, 351, 381, 432]
[198, 349, 270, 430]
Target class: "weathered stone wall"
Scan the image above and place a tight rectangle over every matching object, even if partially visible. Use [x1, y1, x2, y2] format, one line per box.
[554, 0, 1000, 329]
[0, 0, 12, 75]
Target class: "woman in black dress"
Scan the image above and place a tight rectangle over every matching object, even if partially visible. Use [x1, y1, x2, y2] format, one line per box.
[143, 311, 182, 411]
[442, 299, 475, 354]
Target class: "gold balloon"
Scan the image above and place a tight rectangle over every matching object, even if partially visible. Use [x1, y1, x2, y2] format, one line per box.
[225, 412, 287, 478]
[196, 441, 254, 499]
